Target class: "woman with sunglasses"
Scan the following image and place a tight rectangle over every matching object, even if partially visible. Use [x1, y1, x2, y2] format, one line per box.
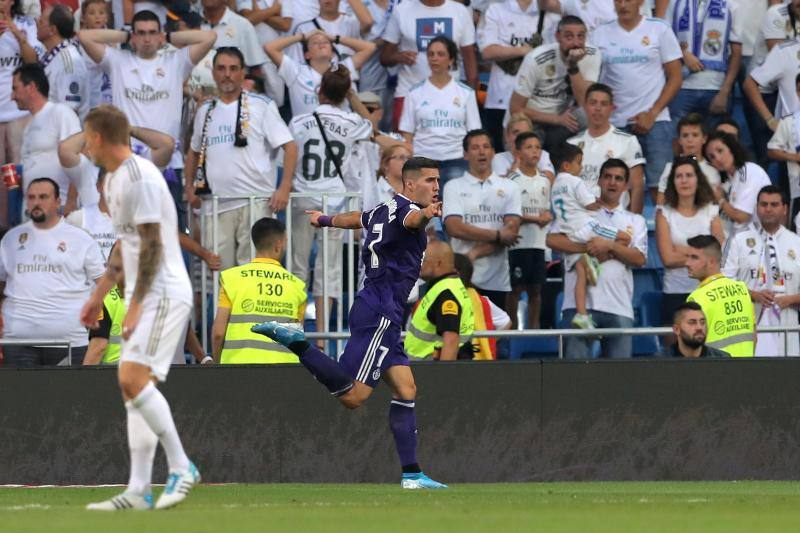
[656, 156, 725, 328]
[398, 35, 481, 185]
[704, 131, 772, 237]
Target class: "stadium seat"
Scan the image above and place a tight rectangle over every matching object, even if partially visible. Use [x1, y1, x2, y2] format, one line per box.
[638, 291, 663, 328]
[645, 232, 664, 269]
[509, 336, 559, 359]
[633, 268, 662, 307]
[632, 334, 660, 357]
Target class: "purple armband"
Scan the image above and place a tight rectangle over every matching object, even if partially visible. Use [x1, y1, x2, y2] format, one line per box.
[318, 215, 334, 227]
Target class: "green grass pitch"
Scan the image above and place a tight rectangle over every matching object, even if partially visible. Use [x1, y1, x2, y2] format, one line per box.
[1, 482, 799, 532]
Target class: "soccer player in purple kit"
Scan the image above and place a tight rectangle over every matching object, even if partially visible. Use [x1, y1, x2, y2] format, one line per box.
[252, 157, 446, 489]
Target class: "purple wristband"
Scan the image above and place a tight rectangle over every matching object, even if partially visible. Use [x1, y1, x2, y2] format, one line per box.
[318, 215, 334, 227]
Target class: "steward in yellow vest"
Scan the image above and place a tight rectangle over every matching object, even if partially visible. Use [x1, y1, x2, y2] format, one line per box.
[686, 235, 755, 357]
[213, 218, 307, 364]
[85, 286, 126, 364]
[405, 241, 475, 360]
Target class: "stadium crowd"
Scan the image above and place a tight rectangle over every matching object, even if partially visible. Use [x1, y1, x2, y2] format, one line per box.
[0, 0, 798, 365]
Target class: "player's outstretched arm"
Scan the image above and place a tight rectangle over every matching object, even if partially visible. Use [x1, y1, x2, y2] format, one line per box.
[403, 202, 442, 229]
[306, 210, 363, 230]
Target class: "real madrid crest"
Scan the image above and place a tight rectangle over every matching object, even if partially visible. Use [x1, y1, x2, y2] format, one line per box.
[790, 250, 797, 260]
[606, 150, 614, 158]
[57, 241, 67, 253]
[155, 68, 165, 78]
[453, 96, 461, 107]
[18, 232, 27, 245]
[703, 30, 722, 57]
[545, 64, 556, 77]
[746, 238, 755, 248]
[641, 36, 650, 46]
[225, 27, 235, 38]
[497, 188, 506, 197]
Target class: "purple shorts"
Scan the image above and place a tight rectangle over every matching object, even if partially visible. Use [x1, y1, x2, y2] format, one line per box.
[338, 299, 409, 388]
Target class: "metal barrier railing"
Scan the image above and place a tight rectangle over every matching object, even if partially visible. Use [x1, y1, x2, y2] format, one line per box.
[0, 339, 73, 364]
[305, 325, 800, 359]
[197, 192, 362, 354]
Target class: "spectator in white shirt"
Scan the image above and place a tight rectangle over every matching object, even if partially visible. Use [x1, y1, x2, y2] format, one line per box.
[12, 64, 81, 211]
[186, 47, 298, 270]
[265, 29, 375, 117]
[399, 36, 481, 184]
[544, 0, 617, 34]
[0, 0, 43, 227]
[668, 0, 742, 126]
[567, 82, 646, 212]
[477, 0, 552, 150]
[380, 0, 478, 131]
[492, 113, 555, 179]
[78, 0, 112, 109]
[744, 39, 800, 136]
[592, 0, 683, 199]
[36, 4, 91, 121]
[704, 131, 772, 237]
[509, 15, 601, 155]
[0, 177, 105, 367]
[656, 155, 725, 330]
[768, 72, 800, 226]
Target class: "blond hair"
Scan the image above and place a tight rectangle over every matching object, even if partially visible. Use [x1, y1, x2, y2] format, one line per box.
[84, 104, 130, 147]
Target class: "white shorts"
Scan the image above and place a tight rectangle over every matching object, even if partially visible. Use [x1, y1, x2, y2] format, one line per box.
[120, 297, 191, 382]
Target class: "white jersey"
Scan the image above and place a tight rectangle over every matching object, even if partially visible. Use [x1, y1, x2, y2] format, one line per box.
[567, 126, 645, 195]
[100, 46, 194, 141]
[492, 150, 555, 177]
[350, 0, 391, 92]
[66, 203, 116, 262]
[42, 41, 91, 120]
[553, 205, 647, 319]
[382, 0, 476, 97]
[289, 104, 373, 208]
[191, 92, 294, 214]
[104, 155, 192, 305]
[731, 0, 769, 57]
[746, 1, 787, 90]
[399, 78, 481, 161]
[514, 42, 601, 116]
[550, 172, 596, 240]
[722, 225, 800, 356]
[750, 40, 800, 119]
[659, 203, 720, 294]
[593, 18, 683, 127]
[768, 112, 800, 199]
[560, 0, 617, 34]
[477, 0, 559, 110]
[278, 55, 356, 117]
[288, 0, 320, 31]
[0, 219, 105, 346]
[292, 13, 362, 63]
[510, 169, 550, 250]
[657, 159, 721, 194]
[21, 102, 81, 203]
[0, 16, 44, 122]
[442, 172, 522, 292]
[726, 162, 772, 236]
[63, 153, 101, 208]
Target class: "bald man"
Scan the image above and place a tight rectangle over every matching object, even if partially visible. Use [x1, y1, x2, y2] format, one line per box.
[405, 241, 475, 361]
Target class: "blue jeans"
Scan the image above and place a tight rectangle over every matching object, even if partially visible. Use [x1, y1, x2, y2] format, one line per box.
[438, 158, 468, 187]
[562, 309, 634, 359]
[623, 121, 675, 189]
[669, 88, 731, 127]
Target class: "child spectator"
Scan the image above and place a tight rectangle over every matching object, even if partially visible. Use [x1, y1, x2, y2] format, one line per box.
[492, 113, 555, 180]
[656, 113, 721, 205]
[506, 132, 552, 330]
[550, 144, 631, 329]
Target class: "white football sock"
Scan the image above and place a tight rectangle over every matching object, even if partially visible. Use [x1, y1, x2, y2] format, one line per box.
[125, 401, 158, 496]
[131, 382, 190, 472]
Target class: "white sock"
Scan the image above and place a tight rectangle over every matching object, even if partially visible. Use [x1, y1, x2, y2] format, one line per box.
[130, 382, 190, 472]
[125, 401, 158, 496]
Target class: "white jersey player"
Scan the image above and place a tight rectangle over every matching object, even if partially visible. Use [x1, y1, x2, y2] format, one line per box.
[80, 105, 198, 512]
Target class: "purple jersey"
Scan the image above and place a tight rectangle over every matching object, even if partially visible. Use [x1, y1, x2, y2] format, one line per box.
[359, 194, 427, 325]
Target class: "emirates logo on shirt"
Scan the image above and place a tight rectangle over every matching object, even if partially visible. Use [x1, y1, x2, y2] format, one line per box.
[125, 84, 170, 102]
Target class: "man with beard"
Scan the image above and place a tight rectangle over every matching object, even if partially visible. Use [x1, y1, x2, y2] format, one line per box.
[658, 301, 730, 358]
[0, 177, 105, 366]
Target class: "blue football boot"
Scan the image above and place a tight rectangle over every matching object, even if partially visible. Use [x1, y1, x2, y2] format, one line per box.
[401, 472, 448, 489]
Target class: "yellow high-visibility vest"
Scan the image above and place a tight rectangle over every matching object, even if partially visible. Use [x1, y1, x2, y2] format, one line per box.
[405, 275, 474, 359]
[219, 258, 307, 364]
[101, 286, 125, 364]
[687, 273, 755, 357]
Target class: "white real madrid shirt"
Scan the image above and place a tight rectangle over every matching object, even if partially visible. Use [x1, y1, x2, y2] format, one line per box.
[104, 154, 193, 305]
[768, 113, 800, 199]
[0, 219, 105, 346]
[750, 40, 800, 119]
[190, 92, 294, 214]
[726, 162, 772, 235]
[552, 205, 647, 319]
[514, 42, 601, 116]
[567, 126, 645, 195]
[399, 77, 481, 161]
[288, 104, 373, 208]
[492, 150, 555, 177]
[44, 42, 91, 120]
[278, 55, 357, 117]
[560, 0, 617, 35]
[100, 46, 193, 141]
[509, 169, 550, 250]
[21, 102, 81, 204]
[593, 18, 683, 127]
[66, 204, 116, 262]
[0, 16, 44, 123]
[722, 225, 800, 356]
[442, 172, 522, 292]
